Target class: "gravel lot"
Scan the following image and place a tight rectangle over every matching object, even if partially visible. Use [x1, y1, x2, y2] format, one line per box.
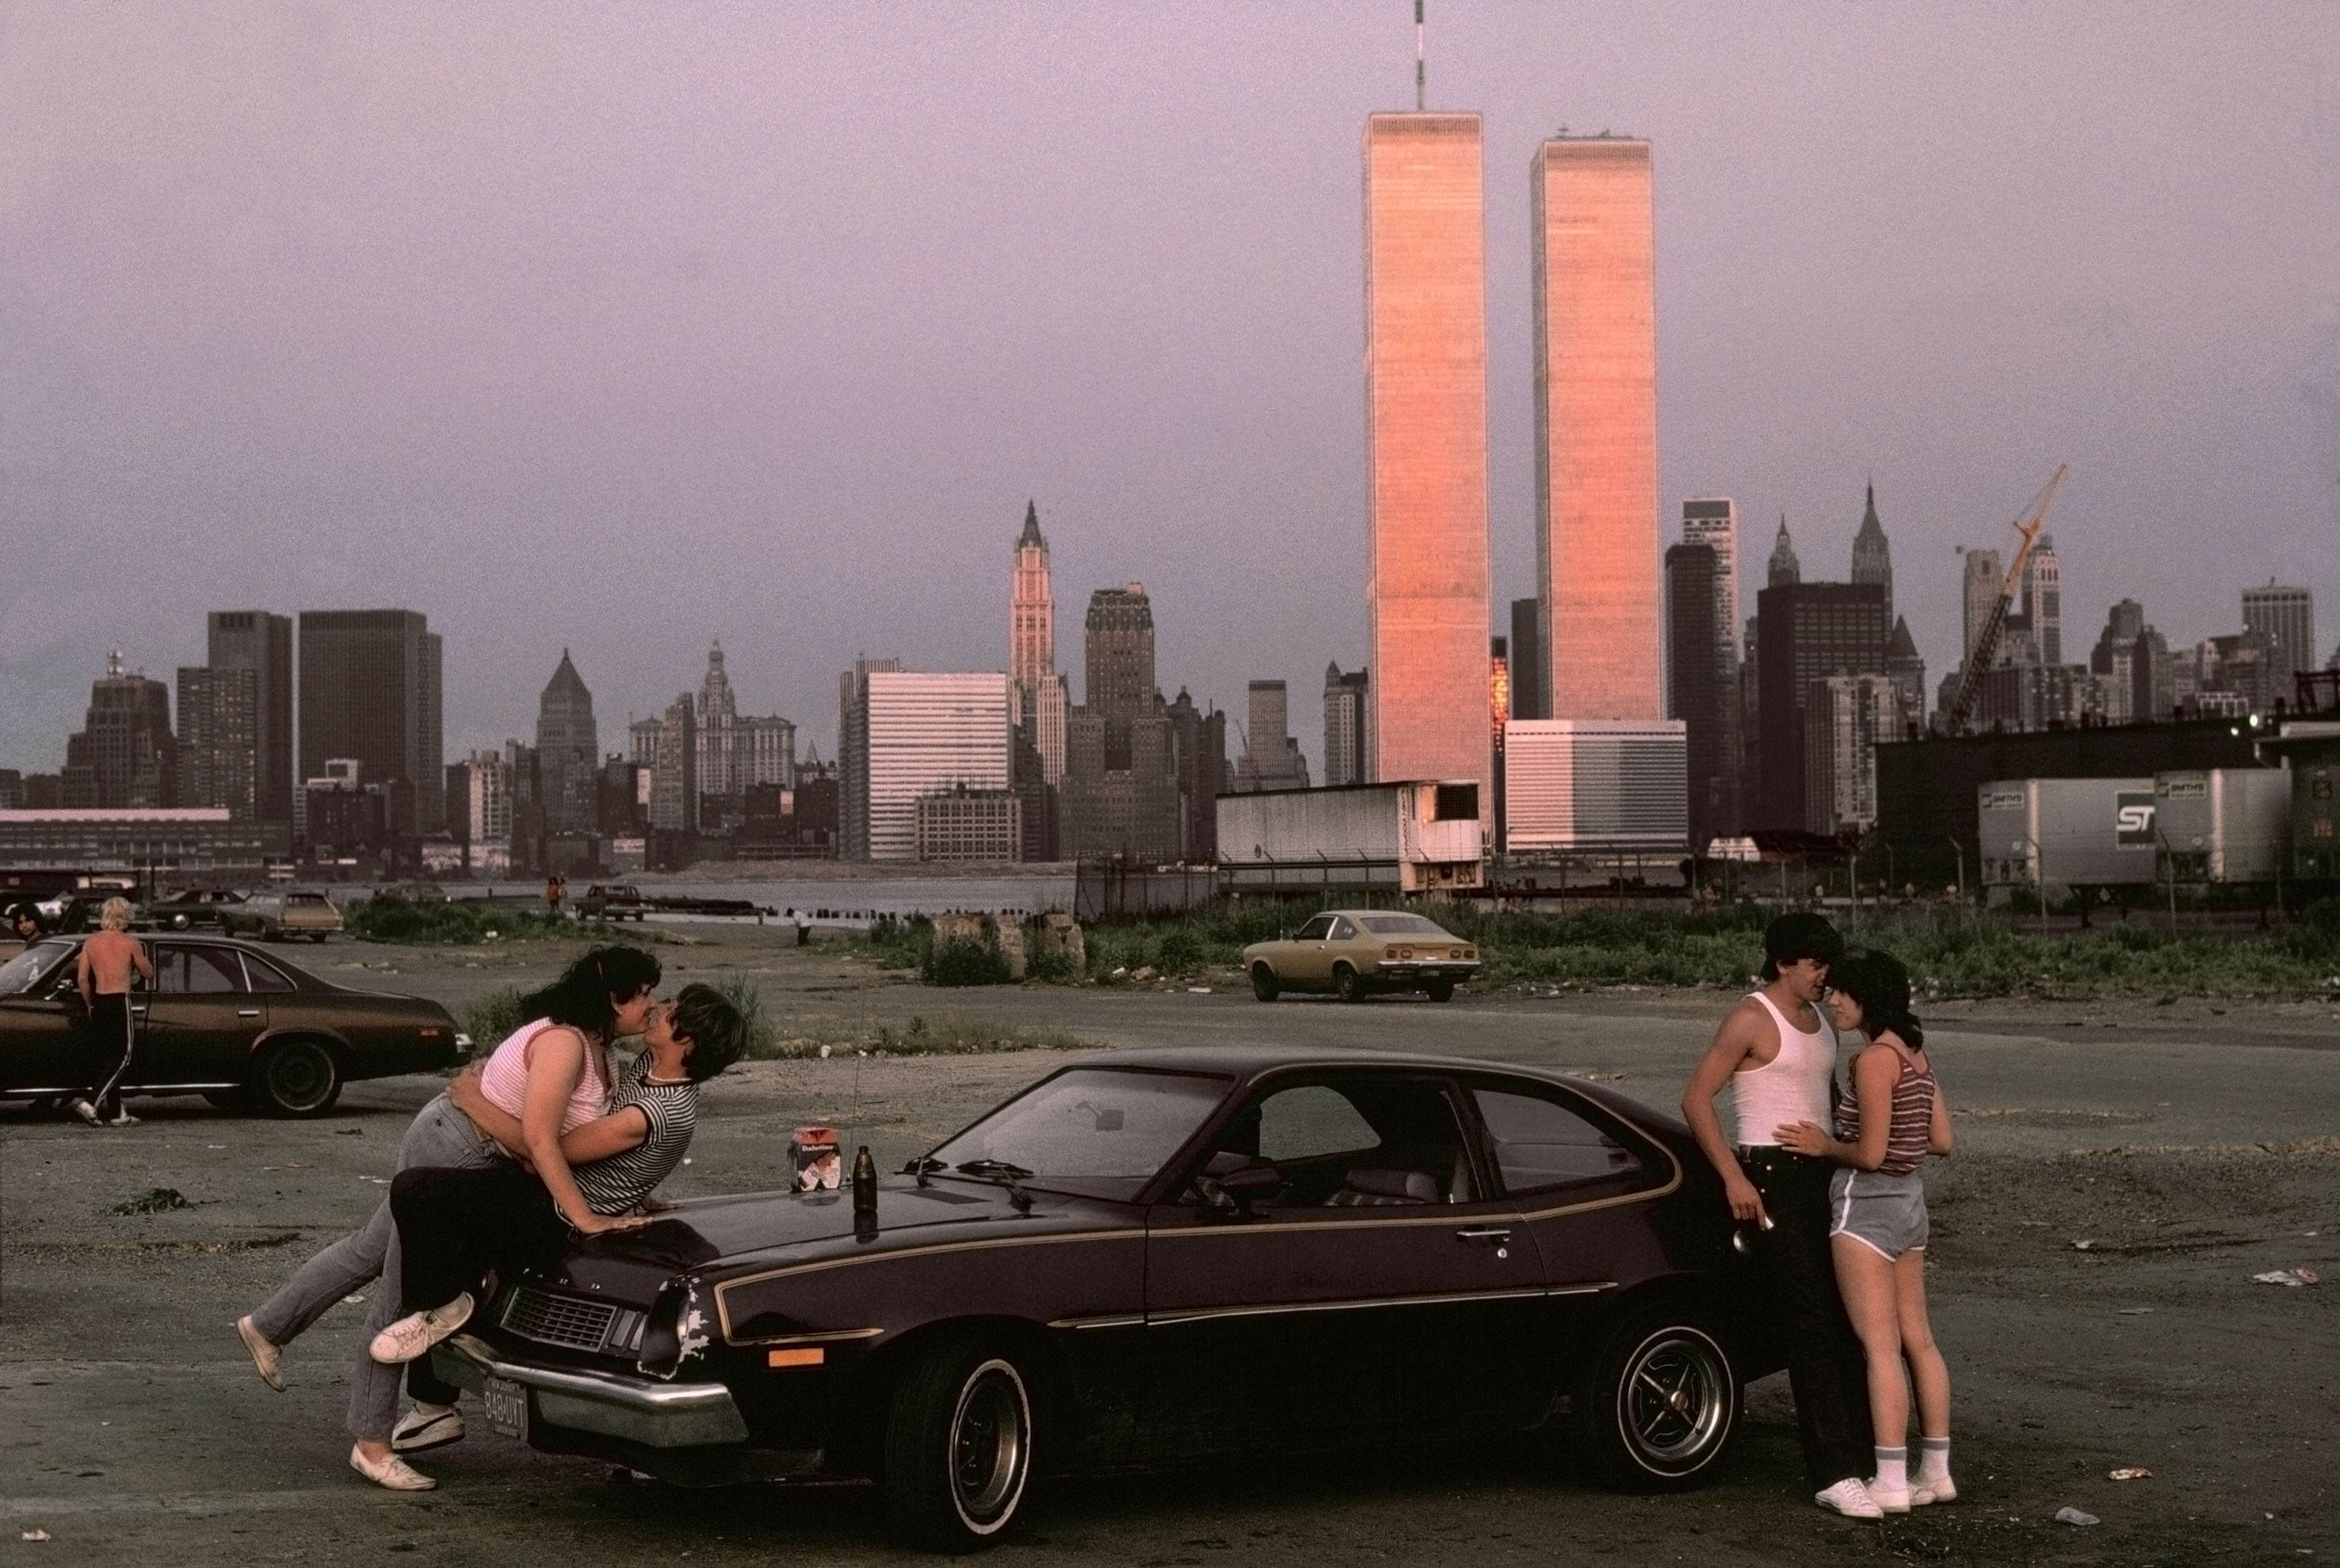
[4, 926, 2334, 1566]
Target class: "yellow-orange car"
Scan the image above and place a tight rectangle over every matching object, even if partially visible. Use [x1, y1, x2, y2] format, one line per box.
[1242, 910, 1479, 1003]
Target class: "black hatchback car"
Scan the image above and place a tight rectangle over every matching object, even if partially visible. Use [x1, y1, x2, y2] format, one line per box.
[428, 1047, 1775, 1551]
[0, 935, 468, 1116]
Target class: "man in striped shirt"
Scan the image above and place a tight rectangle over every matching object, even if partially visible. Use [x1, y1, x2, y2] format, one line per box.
[368, 985, 747, 1384]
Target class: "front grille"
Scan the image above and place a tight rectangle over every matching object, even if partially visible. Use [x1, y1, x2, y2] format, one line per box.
[502, 1288, 626, 1352]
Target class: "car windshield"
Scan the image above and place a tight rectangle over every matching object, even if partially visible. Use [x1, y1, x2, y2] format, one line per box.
[1358, 914, 1449, 936]
[924, 1068, 1230, 1202]
[0, 940, 73, 995]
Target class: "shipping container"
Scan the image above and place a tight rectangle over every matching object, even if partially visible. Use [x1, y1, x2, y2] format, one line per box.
[1976, 777, 2157, 889]
[1216, 781, 1483, 894]
[2152, 768, 2292, 883]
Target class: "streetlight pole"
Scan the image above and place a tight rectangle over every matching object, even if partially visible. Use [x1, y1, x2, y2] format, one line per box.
[1945, 835, 1966, 911]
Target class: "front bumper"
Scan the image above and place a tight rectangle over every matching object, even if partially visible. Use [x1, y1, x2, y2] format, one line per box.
[433, 1333, 750, 1448]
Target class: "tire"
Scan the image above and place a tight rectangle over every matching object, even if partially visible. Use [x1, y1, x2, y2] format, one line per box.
[882, 1340, 1037, 1552]
[1333, 964, 1366, 1004]
[252, 1039, 343, 1118]
[309, 933, 330, 944]
[1573, 1308, 1739, 1492]
[1424, 978, 1456, 1003]
[1250, 963, 1281, 1002]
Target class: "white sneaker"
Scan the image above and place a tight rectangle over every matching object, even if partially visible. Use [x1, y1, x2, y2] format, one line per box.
[1911, 1475, 1958, 1506]
[349, 1444, 435, 1491]
[105, 1111, 139, 1127]
[1867, 1476, 1912, 1513]
[367, 1293, 473, 1365]
[235, 1315, 284, 1392]
[70, 1099, 100, 1125]
[1816, 1477, 1884, 1518]
[391, 1403, 464, 1454]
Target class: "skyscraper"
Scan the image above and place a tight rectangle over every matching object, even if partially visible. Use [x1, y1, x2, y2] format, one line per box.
[1238, 681, 1310, 790]
[2090, 600, 2145, 724]
[177, 664, 258, 819]
[1754, 582, 1888, 830]
[1680, 499, 1739, 658]
[1507, 598, 1544, 722]
[297, 609, 443, 835]
[1083, 585, 1156, 723]
[1849, 485, 1892, 625]
[61, 650, 174, 809]
[1364, 111, 1491, 798]
[1767, 517, 1801, 588]
[1008, 504, 1067, 788]
[1664, 542, 1731, 845]
[535, 650, 598, 834]
[2021, 536, 2063, 666]
[1961, 549, 2003, 665]
[648, 693, 697, 836]
[1323, 663, 1372, 787]
[208, 611, 293, 822]
[848, 672, 1011, 863]
[1885, 617, 1927, 734]
[1804, 673, 1899, 836]
[2242, 583, 2315, 692]
[1533, 136, 1661, 723]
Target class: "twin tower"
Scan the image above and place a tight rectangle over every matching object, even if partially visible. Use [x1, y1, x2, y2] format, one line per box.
[1365, 115, 1659, 799]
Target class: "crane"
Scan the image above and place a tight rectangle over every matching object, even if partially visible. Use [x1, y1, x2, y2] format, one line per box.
[1941, 464, 2069, 736]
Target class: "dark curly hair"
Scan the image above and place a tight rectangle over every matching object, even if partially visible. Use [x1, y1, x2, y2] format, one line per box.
[665, 982, 748, 1082]
[519, 945, 662, 1038]
[1828, 948, 1924, 1051]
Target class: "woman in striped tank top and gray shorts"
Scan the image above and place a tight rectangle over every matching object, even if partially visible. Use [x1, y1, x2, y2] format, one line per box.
[1777, 948, 1956, 1514]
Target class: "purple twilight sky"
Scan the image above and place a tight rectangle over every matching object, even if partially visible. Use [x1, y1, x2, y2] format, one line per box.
[5, 2, 2336, 774]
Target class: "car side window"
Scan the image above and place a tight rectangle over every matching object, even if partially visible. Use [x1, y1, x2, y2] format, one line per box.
[1255, 1085, 1379, 1163]
[1474, 1088, 1647, 1196]
[147, 948, 188, 994]
[240, 955, 295, 994]
[185, 947, 246, 994]
[1293, 915, 1335, 941]
[1327, 917, 1356, 940]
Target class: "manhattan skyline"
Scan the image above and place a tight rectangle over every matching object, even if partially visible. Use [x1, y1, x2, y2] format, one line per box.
[4, 3, 2335, 774]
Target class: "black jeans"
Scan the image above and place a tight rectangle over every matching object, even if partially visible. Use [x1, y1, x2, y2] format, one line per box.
[82, 994, 136, 1120]
[1742, 1146, 1876, 1489]
[390, 1165, 569, 1316]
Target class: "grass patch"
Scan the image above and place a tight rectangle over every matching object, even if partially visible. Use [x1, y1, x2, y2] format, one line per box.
[865, 895, 2340, 1001]
[749, 1012, 1095, 1059]
[460, 987, 529, 1053]
[713, 976, 783, 1057]
[107, 1187, 192, 1216]
[345, 901, 617, 945]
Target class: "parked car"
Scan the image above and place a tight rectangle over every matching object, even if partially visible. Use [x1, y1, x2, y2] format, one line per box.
[0, 934, 467, 1116]
[144, 888, 251, 930]
[576, 883, 653, 921]
[429, 1046, 1769, 1551]
[222, 888, 344, 942]
[1242, 910, 1481, 1002]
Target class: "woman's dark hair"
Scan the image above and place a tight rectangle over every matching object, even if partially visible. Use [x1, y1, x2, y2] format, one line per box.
[520, 945, 662, 1037]
[666, 982, 747, 1083]
[1759, 910, 1844, 982]
[1829, 948, 1924, 1050]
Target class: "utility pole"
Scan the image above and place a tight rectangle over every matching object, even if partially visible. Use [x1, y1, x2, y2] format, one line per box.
[1414, 0, 1426, 110]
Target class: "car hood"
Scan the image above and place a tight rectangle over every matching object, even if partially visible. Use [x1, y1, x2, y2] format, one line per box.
[547, 1177, 1123, 1298]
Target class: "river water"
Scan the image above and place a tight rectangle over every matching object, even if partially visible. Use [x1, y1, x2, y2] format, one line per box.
[433, 875, 1077, 925]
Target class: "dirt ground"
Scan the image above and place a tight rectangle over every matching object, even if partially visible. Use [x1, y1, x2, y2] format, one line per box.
[3, 925, 2334, 1566]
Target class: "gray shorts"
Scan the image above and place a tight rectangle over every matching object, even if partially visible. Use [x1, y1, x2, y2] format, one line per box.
[1830, 1166, 1929, 1260]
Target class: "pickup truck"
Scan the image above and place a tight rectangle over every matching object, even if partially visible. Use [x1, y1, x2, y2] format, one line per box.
[576, 884, 655, 921]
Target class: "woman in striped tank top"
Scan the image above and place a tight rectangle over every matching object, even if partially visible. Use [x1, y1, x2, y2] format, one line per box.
[1777, 948, 1956, 1515]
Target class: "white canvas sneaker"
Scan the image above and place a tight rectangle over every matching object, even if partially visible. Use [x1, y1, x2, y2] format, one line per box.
[391, 1403, 465, 1454]
[368, 1293, 474, 1365]
[1816, 1477, 1884, 1519]
[1911, 1476, 1958, 1506]
[235, 1315, 284, 1392]
[349, 1444, 436, 1491]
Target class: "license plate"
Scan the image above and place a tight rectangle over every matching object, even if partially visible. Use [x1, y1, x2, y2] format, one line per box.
[482, 1375, 529, 1441]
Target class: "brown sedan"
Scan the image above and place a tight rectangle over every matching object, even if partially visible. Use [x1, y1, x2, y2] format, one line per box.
[0, 934, 467, 1116]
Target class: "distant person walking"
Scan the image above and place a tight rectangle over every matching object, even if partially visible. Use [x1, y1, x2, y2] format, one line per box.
[72, 897, 153, 1127]
[1776, 948, 1956, 1512]
[544, 872, 566, 918]
[1681, 911, 1880, 1518]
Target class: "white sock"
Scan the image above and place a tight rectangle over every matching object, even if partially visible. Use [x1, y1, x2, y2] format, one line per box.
[410, 1402, 453, 1419]
[1873, 1446, 1907, 1492]
[1917, 1436, 1951, 1482]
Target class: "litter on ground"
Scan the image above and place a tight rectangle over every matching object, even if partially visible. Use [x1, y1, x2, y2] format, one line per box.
[2253, 1268, 2321, 1287]
[2055, 1507, 2101, 1526]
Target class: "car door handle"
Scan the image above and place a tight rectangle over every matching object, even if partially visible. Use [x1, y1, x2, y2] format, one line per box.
[238, 1008, 261, 1018]
[1453, 1227, 1513, 1245]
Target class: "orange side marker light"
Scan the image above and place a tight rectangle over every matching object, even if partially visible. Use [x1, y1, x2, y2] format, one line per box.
[767, 1348, 826, 1369]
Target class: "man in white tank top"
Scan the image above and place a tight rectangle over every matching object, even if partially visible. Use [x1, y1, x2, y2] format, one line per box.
[1682, 912, 1881, 1519]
